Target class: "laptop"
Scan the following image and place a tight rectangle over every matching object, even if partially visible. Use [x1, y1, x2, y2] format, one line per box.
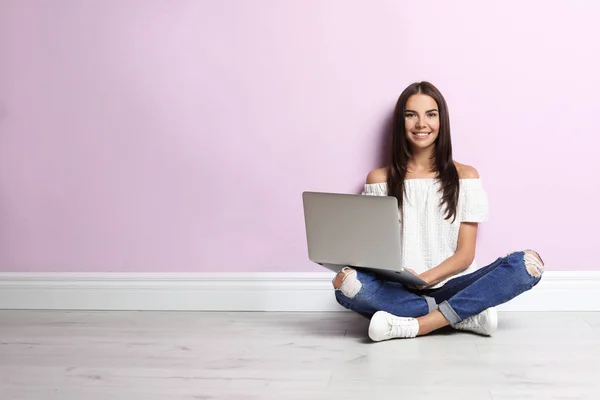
[302, 191, 429, 287]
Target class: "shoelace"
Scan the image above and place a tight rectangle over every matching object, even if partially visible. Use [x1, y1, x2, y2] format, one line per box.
[461, 317, 481, 330]
[457, 313, 482, 330]
[387, 316, 415, 337]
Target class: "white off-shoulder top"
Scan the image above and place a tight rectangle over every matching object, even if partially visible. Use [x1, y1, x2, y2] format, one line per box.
[362, 178, 489, 288]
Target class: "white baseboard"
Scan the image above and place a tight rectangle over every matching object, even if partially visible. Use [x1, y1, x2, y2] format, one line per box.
[0, 271, 599, 312]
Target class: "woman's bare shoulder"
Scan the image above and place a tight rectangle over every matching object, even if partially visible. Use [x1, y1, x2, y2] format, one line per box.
[366, 167, 388, 184]
[454, 161, 480, 179]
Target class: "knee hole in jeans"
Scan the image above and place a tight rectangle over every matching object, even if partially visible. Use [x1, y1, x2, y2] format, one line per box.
[523, 250, 544, 277]
[332, 267, 362, 299]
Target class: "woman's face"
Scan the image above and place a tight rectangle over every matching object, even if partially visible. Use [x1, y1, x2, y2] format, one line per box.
[404, 94, 440, 150]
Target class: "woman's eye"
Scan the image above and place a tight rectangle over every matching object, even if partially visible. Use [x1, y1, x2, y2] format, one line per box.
[428, 113, 438, 118]
[405, 113, 414, 118]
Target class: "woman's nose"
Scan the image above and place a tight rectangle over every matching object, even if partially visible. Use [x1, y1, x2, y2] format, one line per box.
[416, 118, 427, 129]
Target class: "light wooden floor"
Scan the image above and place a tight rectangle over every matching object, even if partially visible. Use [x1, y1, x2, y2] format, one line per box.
[1, 310, 599, 399]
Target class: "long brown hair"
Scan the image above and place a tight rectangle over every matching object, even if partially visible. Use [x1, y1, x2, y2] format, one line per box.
[387, 81, 459, 222]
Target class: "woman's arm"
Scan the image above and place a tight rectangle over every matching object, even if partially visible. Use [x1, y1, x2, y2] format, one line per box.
[418, 221, 479, 287]
[417, 163, 483, 287]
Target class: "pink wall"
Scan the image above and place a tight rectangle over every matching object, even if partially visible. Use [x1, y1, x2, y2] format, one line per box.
[0, 1, 598, 273]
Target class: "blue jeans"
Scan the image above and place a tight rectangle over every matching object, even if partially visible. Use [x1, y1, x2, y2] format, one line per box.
[334, 250, 544, 325]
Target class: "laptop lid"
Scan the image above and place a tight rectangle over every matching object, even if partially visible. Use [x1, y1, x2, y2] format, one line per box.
[302, 191, 403, 271]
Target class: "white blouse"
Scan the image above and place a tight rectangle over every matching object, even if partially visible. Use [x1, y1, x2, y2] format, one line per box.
[362, 178, 489, 288]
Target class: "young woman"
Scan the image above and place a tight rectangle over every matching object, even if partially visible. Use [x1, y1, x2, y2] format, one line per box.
[333, 81, 544, 341]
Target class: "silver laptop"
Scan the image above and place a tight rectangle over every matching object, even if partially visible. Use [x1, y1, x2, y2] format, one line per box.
[302, 191, 428, 287]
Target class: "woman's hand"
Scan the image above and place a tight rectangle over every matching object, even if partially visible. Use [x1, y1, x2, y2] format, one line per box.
[405, 268, 432, 290]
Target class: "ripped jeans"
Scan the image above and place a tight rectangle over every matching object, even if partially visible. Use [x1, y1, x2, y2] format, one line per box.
[334, 250, 544, 326]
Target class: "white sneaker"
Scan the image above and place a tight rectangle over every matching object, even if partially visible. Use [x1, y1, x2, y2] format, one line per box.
[453, 307, 498, 336]
[368, 311, 419, 342]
